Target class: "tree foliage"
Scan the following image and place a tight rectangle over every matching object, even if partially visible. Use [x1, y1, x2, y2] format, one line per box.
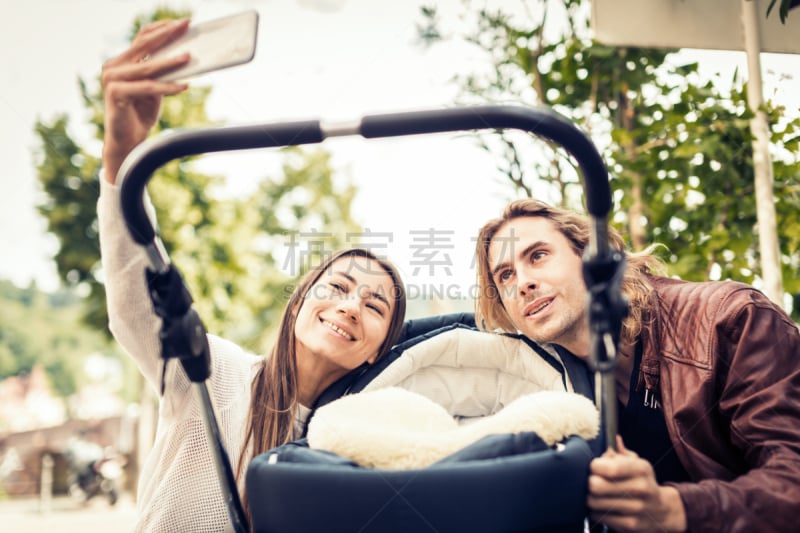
[0, 280, 107, 398]
[34, 9, 362, 350]
[767, 0, 800, 23]
[419, 0, 800, 319]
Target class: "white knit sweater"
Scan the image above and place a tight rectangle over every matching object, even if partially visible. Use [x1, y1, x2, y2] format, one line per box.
[98, 179, 308, 532]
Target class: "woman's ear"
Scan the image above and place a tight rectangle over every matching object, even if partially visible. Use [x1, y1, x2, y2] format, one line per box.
[365, 352, 379, 365]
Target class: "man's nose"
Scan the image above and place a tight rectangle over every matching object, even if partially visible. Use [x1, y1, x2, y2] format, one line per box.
[517, 265, 538, 297]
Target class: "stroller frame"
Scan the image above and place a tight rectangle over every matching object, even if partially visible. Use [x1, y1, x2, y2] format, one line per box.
[117, 104, 627, 532]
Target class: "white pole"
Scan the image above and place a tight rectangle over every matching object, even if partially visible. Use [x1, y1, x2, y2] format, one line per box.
[741, 0, 784, 305]
[39, 453, 53, 515]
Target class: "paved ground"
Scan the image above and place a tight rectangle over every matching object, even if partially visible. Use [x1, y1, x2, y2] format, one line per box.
[0, 493, 137, 532]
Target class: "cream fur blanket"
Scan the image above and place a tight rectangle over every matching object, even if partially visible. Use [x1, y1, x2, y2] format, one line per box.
[307, 387, 599, 470]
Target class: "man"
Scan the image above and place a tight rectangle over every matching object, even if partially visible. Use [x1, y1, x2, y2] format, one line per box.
[474, 198, 800, 533]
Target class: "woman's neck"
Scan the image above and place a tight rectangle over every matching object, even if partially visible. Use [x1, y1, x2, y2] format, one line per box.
[295, 350, 346, 407]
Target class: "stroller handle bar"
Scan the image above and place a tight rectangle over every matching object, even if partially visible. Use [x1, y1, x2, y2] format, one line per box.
[116, 104, 623, 532]
[118, 104, 612, 249]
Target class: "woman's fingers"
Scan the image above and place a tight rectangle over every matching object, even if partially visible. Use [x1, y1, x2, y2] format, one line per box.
[102, 52, 190, 88]
[104, 18, 190, 71]
[129, 18, 190, 61]
[100, 18, 191, 181]
[136, 18, 181, 38]
[104, 79, 187, 109]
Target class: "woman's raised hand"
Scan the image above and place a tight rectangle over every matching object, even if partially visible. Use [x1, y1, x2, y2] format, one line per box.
[101, 19, 192, 183]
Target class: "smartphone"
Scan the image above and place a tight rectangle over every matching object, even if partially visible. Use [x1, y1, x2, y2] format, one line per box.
[153, 10, 259, 82]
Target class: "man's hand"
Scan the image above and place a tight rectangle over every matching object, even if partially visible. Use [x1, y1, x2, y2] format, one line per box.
[588, 436, 687, 533]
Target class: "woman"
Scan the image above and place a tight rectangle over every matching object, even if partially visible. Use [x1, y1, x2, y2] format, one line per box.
[98, 18, 407, 531]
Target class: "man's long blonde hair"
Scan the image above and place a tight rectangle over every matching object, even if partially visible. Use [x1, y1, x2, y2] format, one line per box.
[475, 199, 664, 346]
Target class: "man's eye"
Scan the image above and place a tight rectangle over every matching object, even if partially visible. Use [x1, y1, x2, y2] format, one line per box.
[498, 270, 512, 283]
[530, 251, 546, 262]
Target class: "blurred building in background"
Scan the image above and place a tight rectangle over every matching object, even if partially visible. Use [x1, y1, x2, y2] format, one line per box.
[0, 364, 138, 499]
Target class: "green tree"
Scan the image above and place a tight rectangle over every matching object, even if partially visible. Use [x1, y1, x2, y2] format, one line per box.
[767, 0, 800, 23]
[0, 280, 108, 398]
[34, 9, 362, 350]
[419, 0, 800, 319]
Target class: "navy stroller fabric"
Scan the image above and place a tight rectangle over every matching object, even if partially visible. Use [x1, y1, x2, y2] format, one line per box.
[245, 313, 599, 532]
[246, 435, 592, 533]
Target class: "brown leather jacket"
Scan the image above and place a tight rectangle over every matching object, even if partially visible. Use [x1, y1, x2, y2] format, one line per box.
[630, 276, 800, 532]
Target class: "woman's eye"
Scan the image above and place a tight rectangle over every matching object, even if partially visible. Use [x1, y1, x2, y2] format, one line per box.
[330, 282, 346, 293]
[367, 303, 384, 316]
[530, 251, 546, 263]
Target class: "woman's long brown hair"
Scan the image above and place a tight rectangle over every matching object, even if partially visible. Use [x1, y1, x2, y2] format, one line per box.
[235, 248, 406, 515]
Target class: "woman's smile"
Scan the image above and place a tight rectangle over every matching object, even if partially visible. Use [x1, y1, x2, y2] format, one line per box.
[321, 318, 355, 341]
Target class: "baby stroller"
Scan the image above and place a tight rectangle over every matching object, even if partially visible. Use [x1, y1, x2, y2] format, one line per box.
[117, 104, 627, 532]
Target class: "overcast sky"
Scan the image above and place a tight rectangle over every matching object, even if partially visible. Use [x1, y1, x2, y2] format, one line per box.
[1, 0, 798, 296]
